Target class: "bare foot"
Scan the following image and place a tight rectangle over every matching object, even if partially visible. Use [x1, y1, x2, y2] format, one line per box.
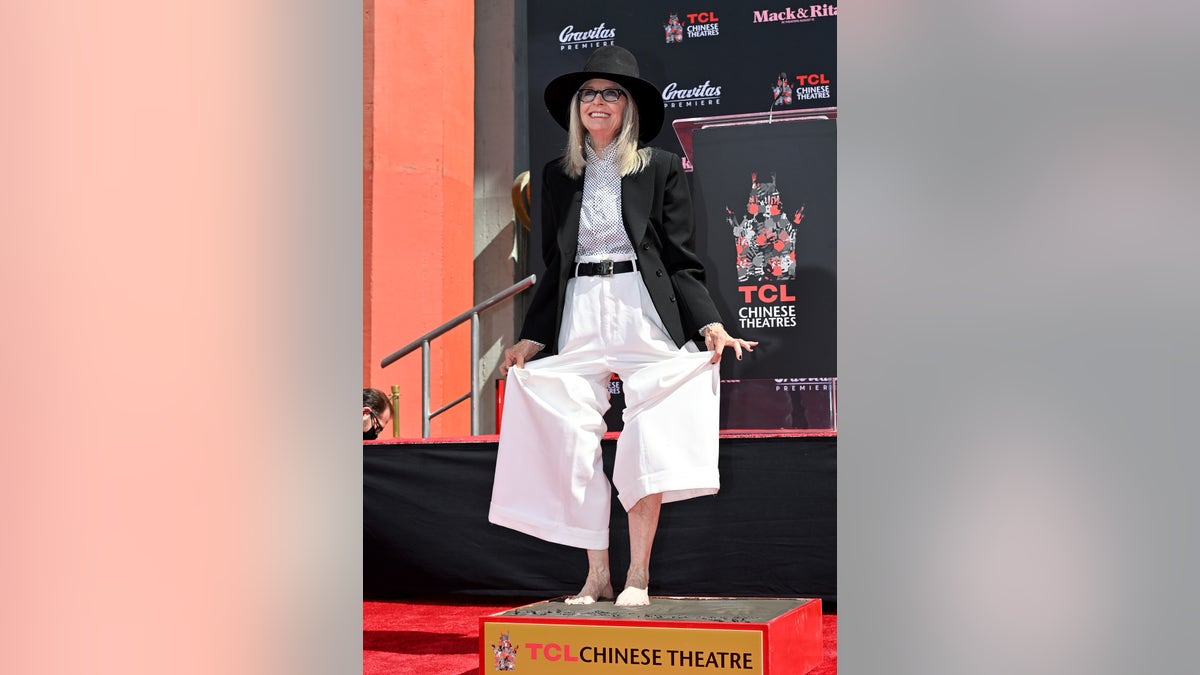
[565, 569, 613, 605]
[614, 586, 649, 606]
[614, 567, 650, 606]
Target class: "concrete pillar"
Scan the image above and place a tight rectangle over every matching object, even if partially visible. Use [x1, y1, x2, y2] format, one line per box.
[473, 0, 521, 435]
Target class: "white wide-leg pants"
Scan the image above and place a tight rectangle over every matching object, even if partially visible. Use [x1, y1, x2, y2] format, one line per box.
[488, 263, 721, 550]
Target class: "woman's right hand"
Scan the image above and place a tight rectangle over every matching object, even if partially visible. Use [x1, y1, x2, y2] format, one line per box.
[499, 339, 543, 377]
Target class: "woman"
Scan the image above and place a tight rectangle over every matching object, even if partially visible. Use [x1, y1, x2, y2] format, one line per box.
[488, 45, 756, 606]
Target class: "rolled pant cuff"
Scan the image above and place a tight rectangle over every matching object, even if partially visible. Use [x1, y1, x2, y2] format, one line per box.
[617, 467, 721, 511]
[488, 503, 610, 550]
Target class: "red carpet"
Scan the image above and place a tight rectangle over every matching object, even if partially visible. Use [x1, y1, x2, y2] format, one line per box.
[364, 597, 837, 674]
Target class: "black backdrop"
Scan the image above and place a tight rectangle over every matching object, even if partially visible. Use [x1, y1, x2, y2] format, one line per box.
[691, 120, 837, 379]
[527, 0, 838, 171]
[364, 436, 836, 602]
[524, 1, 837, 382]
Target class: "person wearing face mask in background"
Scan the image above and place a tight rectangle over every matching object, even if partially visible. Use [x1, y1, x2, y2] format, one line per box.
[363, 387, 393, 441]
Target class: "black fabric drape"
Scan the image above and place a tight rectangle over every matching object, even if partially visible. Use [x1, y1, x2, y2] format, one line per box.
[364, 436, 835, 602]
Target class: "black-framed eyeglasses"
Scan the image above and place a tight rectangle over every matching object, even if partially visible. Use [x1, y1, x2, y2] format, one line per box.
[577, 88, 626, 103]
[369, 410, 385, 435]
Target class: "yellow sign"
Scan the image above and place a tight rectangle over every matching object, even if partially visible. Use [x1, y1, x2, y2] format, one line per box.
[482, 621, 764, 673]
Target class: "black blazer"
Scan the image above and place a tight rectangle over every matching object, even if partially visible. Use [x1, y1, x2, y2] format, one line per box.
[519, 147, 723, 355]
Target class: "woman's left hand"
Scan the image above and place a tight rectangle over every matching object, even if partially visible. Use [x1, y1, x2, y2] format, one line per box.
[703, 323, 758, 364]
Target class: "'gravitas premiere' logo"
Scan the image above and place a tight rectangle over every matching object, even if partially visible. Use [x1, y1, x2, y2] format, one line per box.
[727, 172, 808, 329]
[558, 22, 616, 51]
[661, 80, 722, 108]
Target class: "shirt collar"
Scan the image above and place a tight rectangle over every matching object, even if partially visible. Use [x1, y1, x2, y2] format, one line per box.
[584, 136, 619, 162]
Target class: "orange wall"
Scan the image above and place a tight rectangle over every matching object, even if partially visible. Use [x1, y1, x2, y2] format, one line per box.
[365, 0, 475, 437]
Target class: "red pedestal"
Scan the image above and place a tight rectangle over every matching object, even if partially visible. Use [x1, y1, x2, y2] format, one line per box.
[480, 596, 823, 674]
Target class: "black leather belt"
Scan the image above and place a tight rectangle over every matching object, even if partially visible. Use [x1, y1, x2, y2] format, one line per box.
[571, 260, 638, 277]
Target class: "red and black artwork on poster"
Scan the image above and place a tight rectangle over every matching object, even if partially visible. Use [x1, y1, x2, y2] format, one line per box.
[691, 120, 837, 381]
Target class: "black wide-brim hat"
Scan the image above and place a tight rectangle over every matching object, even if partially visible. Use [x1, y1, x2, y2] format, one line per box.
[543, 45, 664, 144]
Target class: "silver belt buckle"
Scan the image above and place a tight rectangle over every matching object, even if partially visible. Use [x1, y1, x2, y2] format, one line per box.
[598, 259, 614, 276]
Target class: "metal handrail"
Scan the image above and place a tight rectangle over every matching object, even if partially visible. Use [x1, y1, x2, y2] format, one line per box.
[380, 274, 536, 437]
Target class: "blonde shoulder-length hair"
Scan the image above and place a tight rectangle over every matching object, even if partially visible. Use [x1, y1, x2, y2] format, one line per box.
[559, 89, 651, 178]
